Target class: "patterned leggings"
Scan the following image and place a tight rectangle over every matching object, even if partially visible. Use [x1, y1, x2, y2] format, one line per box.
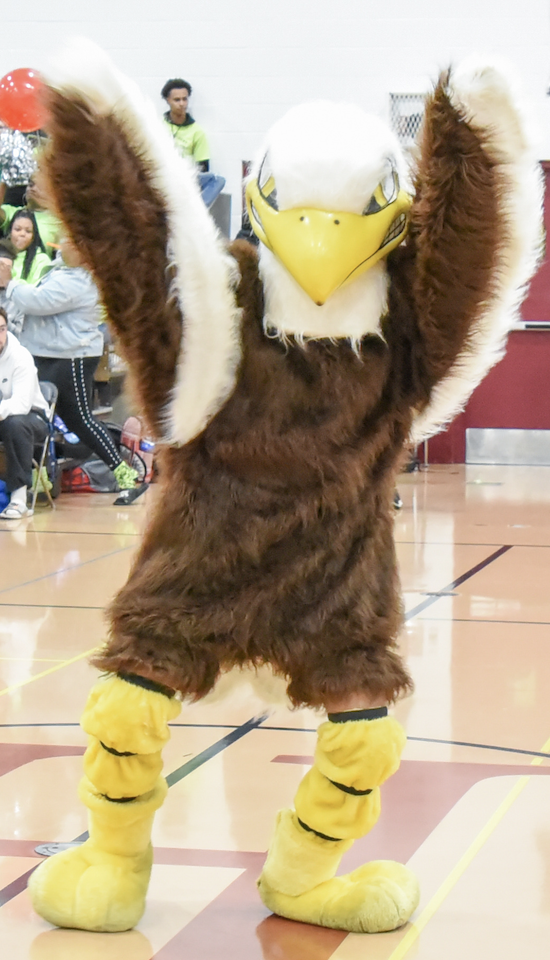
[34, 356, 122, 471]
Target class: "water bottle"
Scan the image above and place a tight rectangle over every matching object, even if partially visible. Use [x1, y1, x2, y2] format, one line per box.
[139, 437, 155, 482]
[121, 417, 155, 482]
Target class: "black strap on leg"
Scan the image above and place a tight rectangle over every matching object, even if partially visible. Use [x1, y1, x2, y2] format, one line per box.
[118, 671, 176, 699]
[327, 706, 388, 723]
[102, 794, 139, 803]
[297, 817, 342, 842]
[100, 741, 137, 758]
[329, 779, 372, 796]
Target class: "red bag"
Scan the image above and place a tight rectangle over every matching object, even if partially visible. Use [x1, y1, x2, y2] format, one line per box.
[61, 460, 118, 493]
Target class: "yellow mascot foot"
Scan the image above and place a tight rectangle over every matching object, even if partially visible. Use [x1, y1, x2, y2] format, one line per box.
[28, 777, 167, 932]
[28, 840, 152, 932]
[259, 858, 419, 933]
[258, 808, 419, 933]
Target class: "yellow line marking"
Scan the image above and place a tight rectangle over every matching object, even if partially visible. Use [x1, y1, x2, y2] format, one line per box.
[0, 647, 97, 697]
[388, 778, 529, 959]
[387, 734, 550, 960]
[528, 734, 550, 767]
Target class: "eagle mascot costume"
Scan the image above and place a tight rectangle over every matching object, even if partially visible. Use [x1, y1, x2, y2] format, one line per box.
[28, 41, 541, 936]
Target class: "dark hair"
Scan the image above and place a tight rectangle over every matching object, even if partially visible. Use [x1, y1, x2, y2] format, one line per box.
[8, 209, 45, 281]
[161, 78, 192, 100]
[0, 306, 7, 323]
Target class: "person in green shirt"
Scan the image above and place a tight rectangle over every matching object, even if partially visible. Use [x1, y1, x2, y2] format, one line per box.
[161, 78, 210, 172]
[0, 177, 62, 257]
[7, 209, 52, 285]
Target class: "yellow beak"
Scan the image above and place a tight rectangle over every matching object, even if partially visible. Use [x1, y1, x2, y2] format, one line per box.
[246, 180, 411, 305]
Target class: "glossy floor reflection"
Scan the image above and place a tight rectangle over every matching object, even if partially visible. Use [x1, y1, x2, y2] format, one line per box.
[1, 464, 549, 958]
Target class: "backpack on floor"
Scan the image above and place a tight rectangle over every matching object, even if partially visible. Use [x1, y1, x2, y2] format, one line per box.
[61, 459, 119, 493]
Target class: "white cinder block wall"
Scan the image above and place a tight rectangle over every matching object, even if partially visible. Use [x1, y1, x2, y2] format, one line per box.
[2, 0, 549, 236]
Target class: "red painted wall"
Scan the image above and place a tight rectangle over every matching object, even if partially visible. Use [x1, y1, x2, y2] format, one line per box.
[521, 161, 550, 322]
[427, 162, 550, 464]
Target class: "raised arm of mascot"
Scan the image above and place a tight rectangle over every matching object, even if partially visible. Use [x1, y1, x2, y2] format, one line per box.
[28, 40, 541, 937]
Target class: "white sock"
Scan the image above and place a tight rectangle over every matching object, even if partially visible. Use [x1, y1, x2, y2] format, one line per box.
[11, 486, 26, 504]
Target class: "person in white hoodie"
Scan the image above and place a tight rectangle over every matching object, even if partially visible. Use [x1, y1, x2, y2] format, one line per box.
[0, 307, 49, 518]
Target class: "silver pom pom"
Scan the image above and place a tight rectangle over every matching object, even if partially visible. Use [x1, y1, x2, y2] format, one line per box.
[0, 127, 37, 187]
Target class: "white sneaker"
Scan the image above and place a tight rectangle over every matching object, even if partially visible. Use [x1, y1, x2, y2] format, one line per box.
[0, 501, 33, 520]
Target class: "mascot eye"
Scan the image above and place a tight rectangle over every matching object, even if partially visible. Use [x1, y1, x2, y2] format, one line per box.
[258, 154, 279, 211]
[363, 161, 399, 216]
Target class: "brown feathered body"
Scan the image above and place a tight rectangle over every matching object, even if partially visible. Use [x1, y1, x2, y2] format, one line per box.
[43, 74, 514, 708]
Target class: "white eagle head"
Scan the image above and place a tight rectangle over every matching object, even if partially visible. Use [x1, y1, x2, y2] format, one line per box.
[246, 101, 411, 341]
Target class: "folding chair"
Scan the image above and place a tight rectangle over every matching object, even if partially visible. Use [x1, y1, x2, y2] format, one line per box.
[30, 381, 59, 513]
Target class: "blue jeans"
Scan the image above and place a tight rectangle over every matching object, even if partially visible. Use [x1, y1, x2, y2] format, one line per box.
[198, 173, 226, 208]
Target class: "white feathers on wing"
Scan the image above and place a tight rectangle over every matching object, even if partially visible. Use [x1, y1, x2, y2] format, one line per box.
[47, 37, 242, 447]
[410, 58, 544, 444]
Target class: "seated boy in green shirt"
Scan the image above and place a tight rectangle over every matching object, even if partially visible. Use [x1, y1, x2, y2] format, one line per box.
[161, 78, 210, 172]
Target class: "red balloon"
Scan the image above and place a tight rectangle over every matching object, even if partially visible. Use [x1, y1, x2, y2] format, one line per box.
[0, 68, 46, 132]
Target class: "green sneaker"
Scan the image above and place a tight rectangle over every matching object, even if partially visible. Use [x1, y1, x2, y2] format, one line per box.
[113, 461, 139, 491]
[32, 466, 53, 493]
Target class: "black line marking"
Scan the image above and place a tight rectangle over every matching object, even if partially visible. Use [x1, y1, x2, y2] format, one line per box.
[396, 541, 550, 549]
[0, 721, 546, 764]
[0, 713, 269, 902]
[1, 722, 547, 763]
[0, 721, 261, 731]
[406, 618, 550, 626]
[0, 529, 140, 538]
[420, 592, 457, 597]
[405, 545, 513, 620]
[249, 727, 550, 763]
[0, 604, 104, 610]
[0, 867, 36, 908]
[409, 736, 550, 760]
[0, 546, 133, 598]
[396, 541, 509, 546]
[165, 714, 269, 787]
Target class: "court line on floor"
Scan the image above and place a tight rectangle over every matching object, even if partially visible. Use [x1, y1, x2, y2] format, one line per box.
[405, 617, 550, 625]
[0, 544, 514, 702]
[0, 713, 269, 907]
[396, 541, 550, 548]
[0, 648, 97, 698]
[0, 603, 104, 609]
[0, 529, 141, 538]
[0, 545, 133, 598]
[1, 721, 548, 762]
[0, 547, 131, 697]
[404, 545, 512, 620]
[387, 732, 550, 960]
[406, 736, 550, 760]
[165, 714, 270, 787]
[256, 730, 550, 760]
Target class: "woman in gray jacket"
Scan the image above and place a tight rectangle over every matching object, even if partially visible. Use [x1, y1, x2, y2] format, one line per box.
[0, 237, 137, 490]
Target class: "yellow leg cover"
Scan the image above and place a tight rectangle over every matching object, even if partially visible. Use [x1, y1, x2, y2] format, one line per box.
[258, 715, 420, 933]
[28, 675, 181, 932]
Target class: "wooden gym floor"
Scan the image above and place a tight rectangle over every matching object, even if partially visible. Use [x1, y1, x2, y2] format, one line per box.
[0, 462, 549, 959]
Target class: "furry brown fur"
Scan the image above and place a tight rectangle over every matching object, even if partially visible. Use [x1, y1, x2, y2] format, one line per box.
[407, 72, 501, 396]
[44, 75, 504, 708]
[44, 94, 183, 436]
